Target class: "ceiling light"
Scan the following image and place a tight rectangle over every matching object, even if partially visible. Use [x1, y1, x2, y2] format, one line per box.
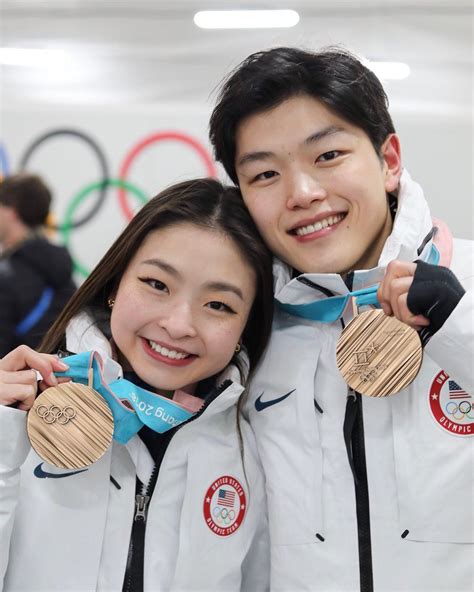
[194, 10, 300, 29]
[0, 48, 70, 67]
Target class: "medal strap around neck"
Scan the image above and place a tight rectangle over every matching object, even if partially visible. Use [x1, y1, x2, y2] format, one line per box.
[278, 243, 440, 323]
[55, 351, 198, 444]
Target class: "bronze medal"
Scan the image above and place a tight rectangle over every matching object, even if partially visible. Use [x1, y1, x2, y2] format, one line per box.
[336, 308, 423, 397]
[27, 382, 114, 469]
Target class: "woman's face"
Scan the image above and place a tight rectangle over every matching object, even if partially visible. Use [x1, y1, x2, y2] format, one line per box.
[110, 223, 256, 393]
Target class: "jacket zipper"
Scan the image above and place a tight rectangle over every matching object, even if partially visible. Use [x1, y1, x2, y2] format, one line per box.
[122, 471, 155, 592]
[121, 379, 233, 592]
[343, 387, 373, 592]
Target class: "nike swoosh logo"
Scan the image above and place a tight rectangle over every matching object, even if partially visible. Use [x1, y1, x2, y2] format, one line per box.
[255, 389, 295, 412]
[34, 462, 88, 479]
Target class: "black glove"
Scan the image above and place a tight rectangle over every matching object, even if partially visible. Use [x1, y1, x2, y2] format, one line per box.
[407, 260, 465, 342]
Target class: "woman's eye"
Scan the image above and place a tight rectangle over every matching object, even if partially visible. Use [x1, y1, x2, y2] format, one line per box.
[254, 170, 278, 182]
[140, 278, 169, 293]
[317, 150, 340, 162]
[206, 301, 235, 314]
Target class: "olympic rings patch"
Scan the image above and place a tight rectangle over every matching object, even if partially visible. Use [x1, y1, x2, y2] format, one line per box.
[429, 370, 473, 436]
[203, 475, 247, 537]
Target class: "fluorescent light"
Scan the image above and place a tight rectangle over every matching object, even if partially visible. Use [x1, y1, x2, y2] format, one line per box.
[0, 48, 70, 67]
[194, 10, 299, 29]
[367, 61, 411, 81]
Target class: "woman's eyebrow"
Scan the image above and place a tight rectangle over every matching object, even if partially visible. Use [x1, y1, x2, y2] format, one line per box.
[141, 258, 180, 278]
[204, 281, 244, 300]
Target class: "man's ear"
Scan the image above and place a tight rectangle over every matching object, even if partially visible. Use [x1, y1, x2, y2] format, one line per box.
[381, 133, 402, 193]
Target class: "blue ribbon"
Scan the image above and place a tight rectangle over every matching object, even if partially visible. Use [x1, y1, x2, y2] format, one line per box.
[55, 351, 195, 444]
[278, 244, 440, 323]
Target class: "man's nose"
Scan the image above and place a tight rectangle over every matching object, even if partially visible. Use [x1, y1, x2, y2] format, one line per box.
[158, 302, 198, 339]
[285, 171, 327, 210]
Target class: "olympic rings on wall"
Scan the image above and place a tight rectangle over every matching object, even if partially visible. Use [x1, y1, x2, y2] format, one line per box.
[61, 178, 148, 278]
[117, 131, 217, 220]
[6, 126, 217, 278]
[19, 128, 110, 231]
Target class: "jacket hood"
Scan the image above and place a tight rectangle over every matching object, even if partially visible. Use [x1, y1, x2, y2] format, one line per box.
[274, 168, 435, 301]
[12, 235, 73, 288]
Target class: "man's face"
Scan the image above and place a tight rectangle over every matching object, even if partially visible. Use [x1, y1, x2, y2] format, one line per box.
[235, 95, 401, 275]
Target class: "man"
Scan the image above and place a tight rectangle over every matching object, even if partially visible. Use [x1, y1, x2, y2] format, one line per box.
[209, 47, 473, 591]
[0, 174, 76, 356]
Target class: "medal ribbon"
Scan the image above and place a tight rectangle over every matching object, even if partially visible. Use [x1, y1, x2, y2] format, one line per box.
[55, 351, 197, 444]
[278, 244, 440, 323]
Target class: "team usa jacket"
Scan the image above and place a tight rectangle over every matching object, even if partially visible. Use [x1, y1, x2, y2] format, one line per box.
[0, 315, 269, 592]
[246, 170, 473, 592]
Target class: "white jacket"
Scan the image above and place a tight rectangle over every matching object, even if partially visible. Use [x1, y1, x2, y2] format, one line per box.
[0, 316, 269, 592]
[246, 171, 473, 592]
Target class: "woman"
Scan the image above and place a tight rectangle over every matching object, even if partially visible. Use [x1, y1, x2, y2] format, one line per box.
[0, 178, 273, 592]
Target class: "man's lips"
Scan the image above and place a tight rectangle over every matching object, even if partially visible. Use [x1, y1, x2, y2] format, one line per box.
[289, 212, 346, 237]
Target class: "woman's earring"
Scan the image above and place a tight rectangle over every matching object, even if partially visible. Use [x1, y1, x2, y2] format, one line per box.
[235, 343, 241, 353]
[107, 297, 115, 309]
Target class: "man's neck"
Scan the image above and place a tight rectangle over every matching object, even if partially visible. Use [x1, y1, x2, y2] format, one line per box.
[2, 225, 31, 251]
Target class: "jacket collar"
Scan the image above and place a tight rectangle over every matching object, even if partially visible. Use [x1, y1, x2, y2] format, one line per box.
[65, 312, 244, 414]
[274, 169, 434, 304]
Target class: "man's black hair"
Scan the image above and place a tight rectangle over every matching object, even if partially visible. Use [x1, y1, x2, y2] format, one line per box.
[210, 46, 396, 184]
[0, 174, 52, 228]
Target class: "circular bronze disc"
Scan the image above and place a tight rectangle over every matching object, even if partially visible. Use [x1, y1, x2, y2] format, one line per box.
[336, 309, 423, 397]
[27, 383, 114, 469]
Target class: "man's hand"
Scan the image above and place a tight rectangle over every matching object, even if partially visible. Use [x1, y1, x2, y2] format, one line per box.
[377, 261, 430, 329]
[377, 260, 465, 338]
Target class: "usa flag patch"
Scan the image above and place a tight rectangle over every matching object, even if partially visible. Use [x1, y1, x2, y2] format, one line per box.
[203, 475, 247, 536]
[429, 371, 473, 436]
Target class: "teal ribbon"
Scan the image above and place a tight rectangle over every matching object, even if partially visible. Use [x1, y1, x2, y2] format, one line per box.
[55, 351, 195, 444]
[278, 244, 440, 323]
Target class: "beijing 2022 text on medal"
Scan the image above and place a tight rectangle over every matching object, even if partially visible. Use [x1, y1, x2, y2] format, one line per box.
[27, 381, 114, 470]
[336, 306, 423, 397]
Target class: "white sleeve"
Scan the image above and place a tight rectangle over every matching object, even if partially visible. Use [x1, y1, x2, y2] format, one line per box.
[425, 290, 474, 394]
[0, 405, 31, 586]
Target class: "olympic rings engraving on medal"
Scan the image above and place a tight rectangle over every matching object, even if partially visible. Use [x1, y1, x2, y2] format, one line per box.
[19, 129, 110, 231]
[36, 404, 76, 425]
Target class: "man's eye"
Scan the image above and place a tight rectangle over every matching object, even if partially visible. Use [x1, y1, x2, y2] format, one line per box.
[254, 170, 278, 182]
[317, 150, 340, 162]
[206, 301, 235, 314]
[140, 278, 168, 293]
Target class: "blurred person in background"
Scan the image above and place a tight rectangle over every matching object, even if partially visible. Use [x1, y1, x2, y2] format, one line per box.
[0, 174, 76, 357]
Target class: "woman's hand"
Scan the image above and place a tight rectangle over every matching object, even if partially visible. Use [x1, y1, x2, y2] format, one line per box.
[0, 345, 69, 411]
[377, 261, 430, 329]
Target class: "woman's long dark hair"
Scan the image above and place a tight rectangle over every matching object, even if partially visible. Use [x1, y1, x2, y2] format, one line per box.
[40, 178, 273, 382]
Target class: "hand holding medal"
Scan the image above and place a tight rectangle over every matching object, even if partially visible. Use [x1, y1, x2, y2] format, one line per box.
[337, 260, 429, 397]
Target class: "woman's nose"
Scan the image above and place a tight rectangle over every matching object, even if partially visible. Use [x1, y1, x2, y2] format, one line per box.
[158, 302, 198, 339]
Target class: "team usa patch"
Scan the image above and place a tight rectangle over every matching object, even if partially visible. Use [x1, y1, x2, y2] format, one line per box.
[429, 371, 473, 436]
[203, 475, 247, 536]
